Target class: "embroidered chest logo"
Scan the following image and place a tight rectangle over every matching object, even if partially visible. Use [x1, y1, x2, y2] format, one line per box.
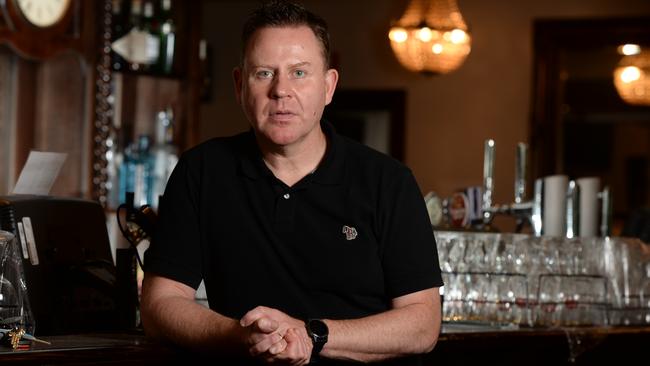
[342, 225, 358, 241]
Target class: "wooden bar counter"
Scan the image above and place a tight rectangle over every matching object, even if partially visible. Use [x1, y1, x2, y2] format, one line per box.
[0, 332, 176, 365]
[429, 323, 650, 365]
[2, 324, 649, 365]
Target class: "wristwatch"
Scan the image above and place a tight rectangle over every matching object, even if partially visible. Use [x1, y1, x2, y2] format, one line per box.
[305, 319, 329, 362]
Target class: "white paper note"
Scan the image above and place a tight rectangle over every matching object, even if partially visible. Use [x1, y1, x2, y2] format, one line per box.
[12, 151, 67, 195]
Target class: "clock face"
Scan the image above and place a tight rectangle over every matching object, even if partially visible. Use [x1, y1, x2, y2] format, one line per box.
[15, 0, 71, 28]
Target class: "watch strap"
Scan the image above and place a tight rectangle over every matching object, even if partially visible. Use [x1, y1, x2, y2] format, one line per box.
[306, 319, 328, 363]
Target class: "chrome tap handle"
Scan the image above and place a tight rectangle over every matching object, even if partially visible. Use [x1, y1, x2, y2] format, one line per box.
[482, 139, 495, 223]
[599, 186, 612, 237]
[514, 142, 527, 204]
[565, 180, 580, 238]
[532, 178, 544, 236]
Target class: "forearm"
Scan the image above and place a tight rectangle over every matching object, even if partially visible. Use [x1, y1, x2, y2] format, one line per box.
[140, 276, 246, 356]
[321, 294, 440, 363]
[141, 295, 243, 354]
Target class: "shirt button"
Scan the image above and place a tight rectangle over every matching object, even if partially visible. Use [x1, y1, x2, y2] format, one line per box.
[283, 193, 290, 199]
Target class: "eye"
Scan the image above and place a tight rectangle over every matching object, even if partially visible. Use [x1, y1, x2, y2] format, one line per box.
[256, 70, 274, 79]
[293, 69, 306, 78]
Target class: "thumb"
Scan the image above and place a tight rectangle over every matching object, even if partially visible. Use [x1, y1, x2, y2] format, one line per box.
[254, 317, 279, 333]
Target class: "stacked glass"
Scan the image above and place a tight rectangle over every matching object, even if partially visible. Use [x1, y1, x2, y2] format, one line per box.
[433, 231, 645, 327]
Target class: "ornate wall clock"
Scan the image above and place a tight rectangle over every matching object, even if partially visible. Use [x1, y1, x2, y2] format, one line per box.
[0, 0, 84, 59]
[12, 0, 72, 28]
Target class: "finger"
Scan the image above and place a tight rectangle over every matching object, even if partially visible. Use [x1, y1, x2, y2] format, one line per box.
[247, 326, 281, 346]
[282, 328, 311, 365]
[240, 306, 270, 327]
[255, 317, 280, 333]
[268, 337, 288, 355]
[249, 332, 284, 356]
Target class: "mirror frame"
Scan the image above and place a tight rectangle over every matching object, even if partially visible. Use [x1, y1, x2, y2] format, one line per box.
[530, 17, 650, 180]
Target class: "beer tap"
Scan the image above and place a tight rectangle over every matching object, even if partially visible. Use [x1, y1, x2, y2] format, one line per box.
[599, 186, 612, 237]
[481, 139, 495, 225]
[514, 142, 527, 205]
[477, 138, 613, 237]
[479, 139, 541, 234]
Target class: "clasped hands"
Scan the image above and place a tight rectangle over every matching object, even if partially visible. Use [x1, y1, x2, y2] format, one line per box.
[240, 306, 314, 365]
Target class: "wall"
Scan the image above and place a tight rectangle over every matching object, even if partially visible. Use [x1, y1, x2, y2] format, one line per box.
[200, 0, 650, 230]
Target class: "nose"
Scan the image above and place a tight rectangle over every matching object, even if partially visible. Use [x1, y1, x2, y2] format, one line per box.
[270, 74, 290, 99]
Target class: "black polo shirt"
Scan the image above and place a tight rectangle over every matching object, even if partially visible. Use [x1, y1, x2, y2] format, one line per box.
[145, 121, 443, 365]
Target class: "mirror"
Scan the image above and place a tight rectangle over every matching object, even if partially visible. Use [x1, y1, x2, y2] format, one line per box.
[324, 89, 405, 162]
[531, 17, 650, 234]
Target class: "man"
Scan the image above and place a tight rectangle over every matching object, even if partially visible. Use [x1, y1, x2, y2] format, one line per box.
[141, 1, 443, 365]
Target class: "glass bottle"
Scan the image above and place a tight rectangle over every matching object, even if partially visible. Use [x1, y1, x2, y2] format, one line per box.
[156, 0, 175, 75]
[134, 135, 153, 207]
[119, 140, 135, 205]
[150, 107, 178, 209]
[106, 128, 124, 209]
[141, 0, 161, 72]
[128, 0, 144, 71]
[119, 135, 153, 207]
[110, 0, 128, 72]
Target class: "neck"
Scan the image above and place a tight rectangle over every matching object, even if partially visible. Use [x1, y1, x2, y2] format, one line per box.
[259, 128, 327, 187]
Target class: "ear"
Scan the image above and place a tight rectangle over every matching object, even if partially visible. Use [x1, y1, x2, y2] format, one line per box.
[324, 68, 339, 106]
[233, 67, 243, 105]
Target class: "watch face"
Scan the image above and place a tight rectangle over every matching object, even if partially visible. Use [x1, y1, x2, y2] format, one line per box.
[15, 0, 71, 28]
[308, 319, 328, 337]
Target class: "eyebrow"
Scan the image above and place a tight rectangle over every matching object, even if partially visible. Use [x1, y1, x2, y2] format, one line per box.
[290, 61, 311, 69]
[250, 61, 312, 70]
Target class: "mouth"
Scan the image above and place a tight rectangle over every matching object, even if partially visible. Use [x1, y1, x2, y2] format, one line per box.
[271, 109, 294, 116]
[269, 110, 296, 121]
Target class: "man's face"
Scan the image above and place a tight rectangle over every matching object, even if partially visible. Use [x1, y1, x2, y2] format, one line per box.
[234, 26, 338, 148]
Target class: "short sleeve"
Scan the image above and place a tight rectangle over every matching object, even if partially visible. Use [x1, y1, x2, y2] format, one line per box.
[379, 168, 443, 299]
[144, 153, 204, 289]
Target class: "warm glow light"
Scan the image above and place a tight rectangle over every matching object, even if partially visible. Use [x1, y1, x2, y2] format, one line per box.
[389, 28, 408, 43]
[418, 27, 433, 42]
[449, 29, 467, 44]
[613, 49, 650, 106]
[618, 44, 641, 56]
[387, 0, 471, 74]
[620, 66, 642, 83]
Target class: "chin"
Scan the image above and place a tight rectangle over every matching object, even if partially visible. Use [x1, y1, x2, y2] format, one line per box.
[270, 135, 300, 147]
[257, 123, 299, 144]
[260, 129, 298, 146]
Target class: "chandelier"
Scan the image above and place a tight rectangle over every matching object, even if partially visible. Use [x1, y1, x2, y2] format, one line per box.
[388, 0, 471, 74]
[613, 44, 650, 106]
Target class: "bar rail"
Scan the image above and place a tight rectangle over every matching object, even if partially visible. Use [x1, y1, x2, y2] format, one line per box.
[2, 326, 649, 365]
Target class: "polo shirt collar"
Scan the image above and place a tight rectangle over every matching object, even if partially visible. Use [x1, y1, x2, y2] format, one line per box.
[238, 130, 268, 180]
[311, 120, 345, 185]
[238, 120, 345, 185]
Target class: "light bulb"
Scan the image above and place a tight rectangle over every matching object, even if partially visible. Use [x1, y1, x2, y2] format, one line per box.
[620, 66, 642, 83]
[389, 28, 408, 43]
[618, 44, 641, 56]
[450, 29, 468, 44]
[418, 27, 433, 42]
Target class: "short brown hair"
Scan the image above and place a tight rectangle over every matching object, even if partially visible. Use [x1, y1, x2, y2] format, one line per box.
[241, 0, 331, 68]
